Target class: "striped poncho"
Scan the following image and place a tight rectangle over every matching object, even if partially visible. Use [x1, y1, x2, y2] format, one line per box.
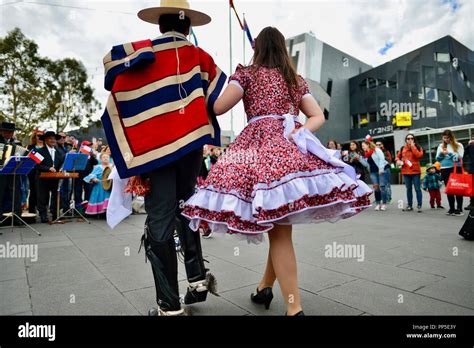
[101, 31, 226, 178]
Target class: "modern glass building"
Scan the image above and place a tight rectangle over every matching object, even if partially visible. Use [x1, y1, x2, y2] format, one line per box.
[286, 32, 372, 145]
[349, 35, 474, 163]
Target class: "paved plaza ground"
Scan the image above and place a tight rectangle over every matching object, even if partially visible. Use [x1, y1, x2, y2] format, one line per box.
[0, 185, 472, 316]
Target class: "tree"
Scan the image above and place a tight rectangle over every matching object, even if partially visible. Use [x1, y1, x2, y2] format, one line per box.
[0, 27, 49, 138]
[45, 58, 100, 133]
[0, 28, 100, 138]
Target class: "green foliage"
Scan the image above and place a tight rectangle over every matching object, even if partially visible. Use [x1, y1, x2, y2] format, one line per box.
[0, 28, 100, 138]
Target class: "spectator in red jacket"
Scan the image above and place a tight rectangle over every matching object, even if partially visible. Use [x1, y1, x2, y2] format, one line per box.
[395, 133, 424, 212]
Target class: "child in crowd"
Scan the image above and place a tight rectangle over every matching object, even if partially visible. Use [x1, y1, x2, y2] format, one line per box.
[422, 163, 444, 209]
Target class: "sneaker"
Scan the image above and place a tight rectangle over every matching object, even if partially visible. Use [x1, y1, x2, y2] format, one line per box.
[374, 204, 381, 211]
[437, 205, 445, 210]
[380, 204, 387, 211]
[403, 206, 413, 212]
[453, 210, 464, 217]
[431, 206, 435, 209]
[417, 206, 422, 213]
[446, 209, 455, 216]
[464, 205, 474, 211]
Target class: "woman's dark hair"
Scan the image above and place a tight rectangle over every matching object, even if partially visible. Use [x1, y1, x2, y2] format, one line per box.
[404, 133, 422, 151]
[349, 140, 361, 153]
[327, 139, 338, 148]
[251, 27, 300, 103]
[158, 14, 191, 34]
[441, 129, 459, 153]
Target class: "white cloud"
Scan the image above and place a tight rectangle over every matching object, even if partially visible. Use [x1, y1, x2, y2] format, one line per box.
[1, 0, 472, 136]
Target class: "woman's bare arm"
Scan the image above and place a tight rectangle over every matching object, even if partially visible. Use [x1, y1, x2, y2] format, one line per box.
[299, 95, 325, 133]
[213, 84, 244, 116]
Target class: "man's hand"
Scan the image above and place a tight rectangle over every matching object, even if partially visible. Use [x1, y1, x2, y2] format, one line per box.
[49, 167, 56, 173]
[92, 178, 99, 183]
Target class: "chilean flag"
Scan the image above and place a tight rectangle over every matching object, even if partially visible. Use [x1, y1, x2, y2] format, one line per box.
[80, 145, 92, 155]
[28, 149, 44, 164]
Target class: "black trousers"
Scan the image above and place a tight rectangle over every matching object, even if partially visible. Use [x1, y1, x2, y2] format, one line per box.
[28, 170, 38, 214]
[440, 167, 464, 211]
[37, 178, 59, 220]
[0, 174, 22, 217]
[143, 149, 207, 311]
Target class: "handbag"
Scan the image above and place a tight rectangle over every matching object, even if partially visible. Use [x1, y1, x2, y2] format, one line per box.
[445, 160, 474, 197]
[459, 210, 474, 241]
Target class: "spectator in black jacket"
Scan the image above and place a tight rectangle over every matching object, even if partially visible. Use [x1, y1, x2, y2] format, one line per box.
[36, 131, 65, 223]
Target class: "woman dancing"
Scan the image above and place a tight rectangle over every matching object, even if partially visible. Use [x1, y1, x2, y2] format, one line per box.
[182, 27, 372, 316]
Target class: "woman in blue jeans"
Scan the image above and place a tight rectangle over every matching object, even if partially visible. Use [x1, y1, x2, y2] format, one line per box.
[395, 133, 424, 212]
[361, 140, 389, 211]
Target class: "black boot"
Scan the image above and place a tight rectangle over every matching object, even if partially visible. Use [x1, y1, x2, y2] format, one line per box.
[141, 222, 182, 315]
[175, 216, 218, 304]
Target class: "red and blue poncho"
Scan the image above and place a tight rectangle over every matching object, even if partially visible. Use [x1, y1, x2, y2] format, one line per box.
[101, 32, 226, 178]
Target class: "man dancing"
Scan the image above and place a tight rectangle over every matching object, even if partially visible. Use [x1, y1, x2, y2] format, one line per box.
[101, 0, 226, 315]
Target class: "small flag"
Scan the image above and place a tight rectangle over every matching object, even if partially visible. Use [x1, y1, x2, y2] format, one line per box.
[80, 145, 92, 155]
[28, 149, 44, 164]
[243, 18, 253, 46]
[365, 135, 373, 142]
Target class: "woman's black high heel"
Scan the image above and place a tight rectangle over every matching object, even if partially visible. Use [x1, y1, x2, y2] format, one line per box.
[250, 287, 273, 310]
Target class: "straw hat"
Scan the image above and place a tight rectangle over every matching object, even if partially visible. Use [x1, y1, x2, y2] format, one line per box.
[138, 0, 211, 26]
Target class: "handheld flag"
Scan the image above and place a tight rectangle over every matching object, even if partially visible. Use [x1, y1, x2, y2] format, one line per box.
[28, 149, 44, 164]
[80, 145, 92, 155]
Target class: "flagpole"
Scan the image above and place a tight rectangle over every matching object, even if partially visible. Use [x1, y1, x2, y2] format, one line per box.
[229, 2, 234, 135]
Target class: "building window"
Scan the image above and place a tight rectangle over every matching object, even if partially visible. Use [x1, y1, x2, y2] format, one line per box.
[327, 78, 333, 97]
[426, 107, 437, 117]
[423, 66, 436, 85]
[360, 114, 368, 127]
[463, 101, 469, 115]
[369, 112, 377, 123]
[388, 80, 397, 89]
[418, 87, 424, 100]
[359, 78, 368, 91]
[368, 78, 377, 90]
[434, 52, 450, 62]
[424, 87, 438, 102]
[437, 64, 449, 76]
[439, 89, 453, 107]
[456, 99, 463, 115]
[352, 114, 359, 129]
[378, 79, 387, 88]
